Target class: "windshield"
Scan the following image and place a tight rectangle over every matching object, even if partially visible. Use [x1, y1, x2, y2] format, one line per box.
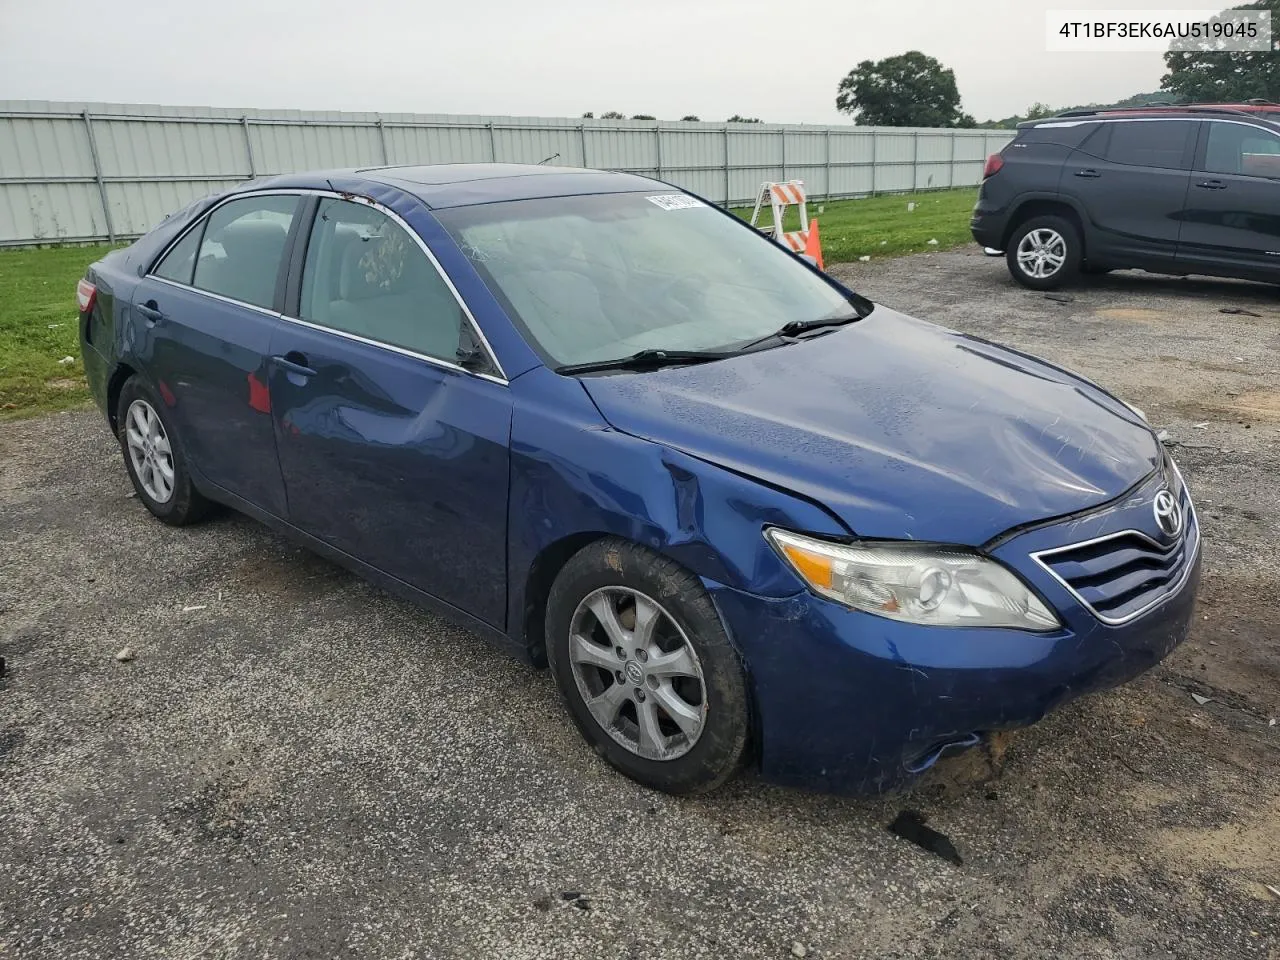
[434, 191, 859, 368]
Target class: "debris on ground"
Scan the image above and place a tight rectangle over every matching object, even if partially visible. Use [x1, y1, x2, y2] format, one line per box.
[791, 942, 809, 958]
[182, 605, 207, 613]
[57, 356, 75, 365]
[1044, 293, 1074, 303]
[927, 238, 939, 245]
[1191, 693, 1212, 706]
[1156, 429, 1171, 442]
[115, 647, 135, 663]
[561, 891, 581, 901]
[571, 898, 590, 911]
[1266, 884, 1280, 901]
[1194, 422, 1209, 430]
[888, 810, 963, 866]
[858, 256, 871, 262]
[1219, 307, 1261, 317]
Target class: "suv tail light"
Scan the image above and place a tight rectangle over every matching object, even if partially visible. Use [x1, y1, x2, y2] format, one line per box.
[76, 278, 97, 313]
[983, 153, 1004, 178]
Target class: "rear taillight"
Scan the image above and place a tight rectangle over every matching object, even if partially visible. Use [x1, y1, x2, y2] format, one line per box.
[983, 153, 1005, 178]
[76, 278, 97, 313]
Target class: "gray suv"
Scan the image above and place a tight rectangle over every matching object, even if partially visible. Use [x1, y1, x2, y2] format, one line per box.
[970, 105, 1280, 289]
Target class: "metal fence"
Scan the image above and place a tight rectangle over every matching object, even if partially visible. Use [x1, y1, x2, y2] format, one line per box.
[0, 100, 1015, 247]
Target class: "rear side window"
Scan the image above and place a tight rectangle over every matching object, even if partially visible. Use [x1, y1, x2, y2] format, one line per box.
[1203, 122, 1280, 177]
[1104, 121, 1195, 170]
[191, 195, 299, 310]
[152, 223, 205, 285]
[298, 198, 471, 365]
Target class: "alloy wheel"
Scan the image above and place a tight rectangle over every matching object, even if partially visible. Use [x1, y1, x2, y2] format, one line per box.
[124, 398, 175, 504]
[1016, 228, 1067, 279]
[568, 586, 707, 761]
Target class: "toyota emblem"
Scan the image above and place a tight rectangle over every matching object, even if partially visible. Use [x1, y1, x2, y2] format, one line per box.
[1153, 489, 1182, 539]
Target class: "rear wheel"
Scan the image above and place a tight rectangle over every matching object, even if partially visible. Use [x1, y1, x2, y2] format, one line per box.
[117, 376, 210, 526]
[546, 538, 749, 794]
[1007, 215, 1081, 290]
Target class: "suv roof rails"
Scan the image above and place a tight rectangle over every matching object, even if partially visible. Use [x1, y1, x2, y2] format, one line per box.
[1050, 104, 1265, 120]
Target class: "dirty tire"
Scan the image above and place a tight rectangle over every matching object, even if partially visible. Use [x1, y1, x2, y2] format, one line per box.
[546, 538, 749, 795]
[116, 375, 210, 526]
[1006, 214, 1082, 291]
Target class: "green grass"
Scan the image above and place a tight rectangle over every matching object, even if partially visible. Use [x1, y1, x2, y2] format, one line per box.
[0, 244, 116, 420]
[734, 187, 977, 264]
[0, 190, 976, 420]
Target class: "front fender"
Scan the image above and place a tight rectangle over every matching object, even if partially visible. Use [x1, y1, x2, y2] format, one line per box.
[505, 367, 849, 641]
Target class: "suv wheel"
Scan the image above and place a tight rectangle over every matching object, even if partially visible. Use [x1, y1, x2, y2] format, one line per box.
[1007, 215, 1081, 290]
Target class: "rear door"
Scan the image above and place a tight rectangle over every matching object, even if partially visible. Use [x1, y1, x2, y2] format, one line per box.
[1060, 119, 1197, 265]
[1175, 119, 1280, 278]
[268, 196, 512, 626]
[134, 192, 302, 516]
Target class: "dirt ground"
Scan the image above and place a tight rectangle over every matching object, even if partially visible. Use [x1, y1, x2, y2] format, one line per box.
[2, 250, 1278, 959]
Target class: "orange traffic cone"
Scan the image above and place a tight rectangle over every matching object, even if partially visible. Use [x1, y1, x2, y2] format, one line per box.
[804, 218, 824, 271]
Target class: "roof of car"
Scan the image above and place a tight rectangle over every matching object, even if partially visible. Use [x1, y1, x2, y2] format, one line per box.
[1021, 103, 1280, 129]
[255, 163, 666, 209]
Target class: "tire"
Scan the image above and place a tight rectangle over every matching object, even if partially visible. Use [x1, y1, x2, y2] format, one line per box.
[1006, 215, 1082, 290]
[546, 538, 749, 795]
[116, 376, 210, 526]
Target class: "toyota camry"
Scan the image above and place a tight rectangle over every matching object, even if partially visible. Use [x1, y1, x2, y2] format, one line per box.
[76, 164, 1201, 795]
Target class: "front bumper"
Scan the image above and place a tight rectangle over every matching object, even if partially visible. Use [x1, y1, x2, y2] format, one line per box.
[709, 475, 1201, 794]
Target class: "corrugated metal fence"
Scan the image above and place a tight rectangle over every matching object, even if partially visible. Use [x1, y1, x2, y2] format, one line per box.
[0, 100, 1015, 247]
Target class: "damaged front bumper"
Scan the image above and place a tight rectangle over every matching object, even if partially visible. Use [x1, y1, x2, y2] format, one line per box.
[706, 482, 1202, 794]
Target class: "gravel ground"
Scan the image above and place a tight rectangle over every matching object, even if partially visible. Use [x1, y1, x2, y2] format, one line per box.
[2, 250, 1278, 959]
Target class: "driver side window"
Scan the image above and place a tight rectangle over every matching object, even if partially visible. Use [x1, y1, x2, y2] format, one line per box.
[299, 198, 475, 366]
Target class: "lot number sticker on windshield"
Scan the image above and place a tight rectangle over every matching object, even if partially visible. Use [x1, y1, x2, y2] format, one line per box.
[646, 194, 703, 211]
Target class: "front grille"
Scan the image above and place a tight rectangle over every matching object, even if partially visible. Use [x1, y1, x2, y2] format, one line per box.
[1032, 498, 1198, 625]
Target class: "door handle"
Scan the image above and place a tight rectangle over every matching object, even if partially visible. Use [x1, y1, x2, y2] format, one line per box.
[136, 300, 166, 326]
[1074, 169, 1101, 178]
[271, 352, 317, 378]
[1195, 179, 1227, 190]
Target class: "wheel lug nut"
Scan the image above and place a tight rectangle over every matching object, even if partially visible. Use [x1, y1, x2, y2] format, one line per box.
[615, 670, 625, 684]
[615, 646, 626, 660]
[634, 689, 645, 702]
[646, 676, 658, 690]
[635, 649, 648, 663]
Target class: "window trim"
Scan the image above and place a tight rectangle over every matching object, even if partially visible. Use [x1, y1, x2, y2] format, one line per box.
[145, 188, 507, 386]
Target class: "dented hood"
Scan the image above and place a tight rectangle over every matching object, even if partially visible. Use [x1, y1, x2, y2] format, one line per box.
[580, 306, 1159, 545]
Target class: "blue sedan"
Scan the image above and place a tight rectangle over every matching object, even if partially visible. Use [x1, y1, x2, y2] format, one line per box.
[76, 164, 1200, 795]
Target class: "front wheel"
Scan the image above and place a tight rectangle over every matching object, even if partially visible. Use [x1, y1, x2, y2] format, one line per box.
[1006, 215, 1081, 290]
[546, 539, 749, 795]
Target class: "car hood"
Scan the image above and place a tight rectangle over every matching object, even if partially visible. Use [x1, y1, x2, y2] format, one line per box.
[579, 306, 1160, 545]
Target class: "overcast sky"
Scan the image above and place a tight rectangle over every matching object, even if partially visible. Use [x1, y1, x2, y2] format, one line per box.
[0, 0, 1179, 123]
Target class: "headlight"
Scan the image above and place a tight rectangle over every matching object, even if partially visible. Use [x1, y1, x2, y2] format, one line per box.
[766, 528, 1061, 631]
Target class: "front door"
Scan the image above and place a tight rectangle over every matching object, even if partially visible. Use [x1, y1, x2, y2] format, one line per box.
[135, 192, 301, 516]
[1176, 119, 1280, 278]
[268, 196, 512, 626]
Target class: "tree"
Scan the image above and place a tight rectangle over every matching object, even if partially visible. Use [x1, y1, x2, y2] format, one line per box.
[680, 115, 701, 122]
[599, 111, 626, 120]
[835, 51, 970, 126]
[631, 114, 656, 120]
[727, 114, 761, 123]
[1161, 0, 1280, 101]
[581, 111, 594, 119]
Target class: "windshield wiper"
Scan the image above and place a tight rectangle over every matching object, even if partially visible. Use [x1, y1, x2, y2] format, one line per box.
[555, 348, 736, 376]
[733, 310, 863, 353]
